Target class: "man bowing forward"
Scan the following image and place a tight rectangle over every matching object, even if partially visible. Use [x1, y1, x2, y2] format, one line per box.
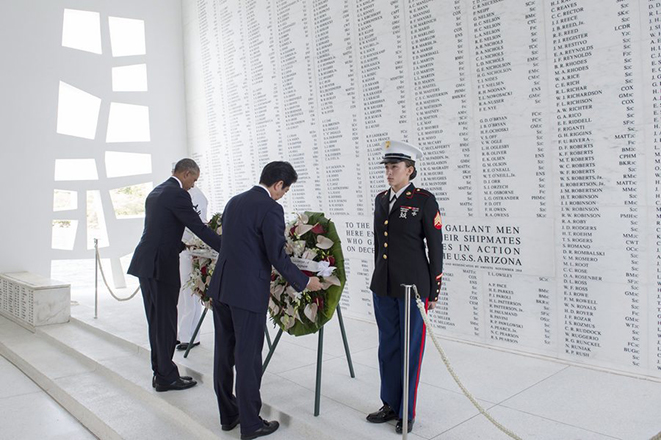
[128, 159, 221, 391]
[207, 161, 322, 440]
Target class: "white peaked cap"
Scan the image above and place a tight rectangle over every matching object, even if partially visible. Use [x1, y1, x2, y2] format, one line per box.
[380, 140, 423, 164]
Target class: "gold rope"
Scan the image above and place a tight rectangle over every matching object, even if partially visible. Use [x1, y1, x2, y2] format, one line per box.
[412, 285, 523, 440]
[95, 247, 140, 301]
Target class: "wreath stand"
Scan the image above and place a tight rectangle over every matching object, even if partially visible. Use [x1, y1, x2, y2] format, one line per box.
[181, 304, 286, 358]
[183, 304, 355, 416]
[262, 305, 355, 416]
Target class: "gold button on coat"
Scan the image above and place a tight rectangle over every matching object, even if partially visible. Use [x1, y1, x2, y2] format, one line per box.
[384, 220, 388, 225]
[384, 243, 388, 248]
[383, 254, 388, 259]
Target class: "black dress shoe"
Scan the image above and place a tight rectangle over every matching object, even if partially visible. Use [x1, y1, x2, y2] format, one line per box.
[241, 419, 279, 439]
[176, 342, 200, 351]
[221, 416, 240, 431]
[153, 375, 192, 388]
[155, 377, 197, 392]
[366, 404, 397, 423]
[396, 418, 414, 433]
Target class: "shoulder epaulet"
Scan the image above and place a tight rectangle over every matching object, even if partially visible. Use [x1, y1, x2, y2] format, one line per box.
[377, 190, 388, 197]
[414, 188, 433, 197]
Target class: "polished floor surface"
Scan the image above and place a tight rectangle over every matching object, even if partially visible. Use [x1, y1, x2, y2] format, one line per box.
[2, 279, 661, 440]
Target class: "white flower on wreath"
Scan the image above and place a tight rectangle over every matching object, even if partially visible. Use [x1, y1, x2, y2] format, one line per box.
[321, 274, 342, 290]
[287, 240, 306, 257]
[281, 314, 294, 330]
[285, 238, 296, 255]
[269, 297, 280, 315]
[304, 303, 318, 322]
[302, 248, 318, 260]
[295, 223, 314, 237]
[316, 235, 333, 250]
[271, 283, 285, 301]
[316, 260, 336, 277]
[285, 285, 300, 300]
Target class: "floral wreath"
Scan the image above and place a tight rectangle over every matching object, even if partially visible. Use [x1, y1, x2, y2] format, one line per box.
[185, 212, 222, 309]
[269, 212, 346, 336]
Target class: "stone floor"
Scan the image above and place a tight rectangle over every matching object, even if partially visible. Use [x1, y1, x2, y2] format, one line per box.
[3, 275, 661, 439]
[0, 355, 96, 439]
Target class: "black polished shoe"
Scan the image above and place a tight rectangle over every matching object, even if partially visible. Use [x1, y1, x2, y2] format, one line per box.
[155, 377, 197, 392]
[153, 375, 192, 388]
[221, 416, 240, 431]
[396, 418, 415, 433]
[241, 419, 279, 439]
[366, 404, 397, 423]
[176, 342, 200, 351]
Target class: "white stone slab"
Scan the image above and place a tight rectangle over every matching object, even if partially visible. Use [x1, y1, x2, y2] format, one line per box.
[0, 272, 70, 330]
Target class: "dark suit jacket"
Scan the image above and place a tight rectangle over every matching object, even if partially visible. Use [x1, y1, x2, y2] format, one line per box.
[207, 186, 308, 314]
[128, 177, 221, 286]
[370, 183, 443, 300]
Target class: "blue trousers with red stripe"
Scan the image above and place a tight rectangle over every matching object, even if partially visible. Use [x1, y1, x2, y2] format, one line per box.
[373, 293, 428, 420]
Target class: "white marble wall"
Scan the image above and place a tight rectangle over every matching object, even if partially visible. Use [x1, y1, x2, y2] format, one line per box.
[182, 0, 661, 378]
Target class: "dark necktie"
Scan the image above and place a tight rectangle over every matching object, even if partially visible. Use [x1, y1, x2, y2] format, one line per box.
[389, 194, 397, 213]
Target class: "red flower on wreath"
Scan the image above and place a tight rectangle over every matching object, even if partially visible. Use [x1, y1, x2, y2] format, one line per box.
[325, 256, 336, 266]
[311, 223, 325, 234]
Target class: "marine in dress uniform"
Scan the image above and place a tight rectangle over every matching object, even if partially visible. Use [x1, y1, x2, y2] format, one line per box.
[367, 141, 443, 433]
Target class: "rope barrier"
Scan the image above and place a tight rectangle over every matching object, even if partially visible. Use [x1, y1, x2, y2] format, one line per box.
[412, 285, 523, 440]
[95, 247, 140, 302]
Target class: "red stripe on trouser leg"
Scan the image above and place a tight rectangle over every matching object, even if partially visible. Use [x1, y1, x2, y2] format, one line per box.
[411, 298, 428, 419]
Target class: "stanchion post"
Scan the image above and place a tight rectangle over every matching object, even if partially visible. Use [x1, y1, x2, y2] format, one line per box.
[402, 284, 412, 439]
[94, 238, 99, 319]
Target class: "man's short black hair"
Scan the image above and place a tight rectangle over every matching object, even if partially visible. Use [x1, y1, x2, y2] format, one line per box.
[259, 161, 298, 187]
[173, 158, 200, 174]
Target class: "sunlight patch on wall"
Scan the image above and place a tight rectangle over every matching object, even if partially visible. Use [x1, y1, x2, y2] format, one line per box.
[54, 159, 99, 181]
[112, 64, 148, 91]
[109, 17, 146, 57]
[62, 9, 102, 54]
[106, 102, 150, 142]
[105, 151, 152, 177]
[56, 82, 101, 139]
[53, 189, 78, 211]
[109, 182, 153, 219]
[52, 220, 78, 250]
[87, 190, 109, 249]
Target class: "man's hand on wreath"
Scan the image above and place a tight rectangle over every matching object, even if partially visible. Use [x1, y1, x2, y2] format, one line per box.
[307, 276, 323, 291]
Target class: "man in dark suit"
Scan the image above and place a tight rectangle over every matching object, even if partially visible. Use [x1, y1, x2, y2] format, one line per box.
[128, 158, 221, 392]
[207, 161, 322, 440]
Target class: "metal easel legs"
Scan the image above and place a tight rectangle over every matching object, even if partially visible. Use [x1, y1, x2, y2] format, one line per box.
[262, 305, 355, 416]
[184, 307, 208, 358]
[183, 306, 275, 359]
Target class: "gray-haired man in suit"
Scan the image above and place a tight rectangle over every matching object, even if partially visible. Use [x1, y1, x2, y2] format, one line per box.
[128, 158, 221, 391]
